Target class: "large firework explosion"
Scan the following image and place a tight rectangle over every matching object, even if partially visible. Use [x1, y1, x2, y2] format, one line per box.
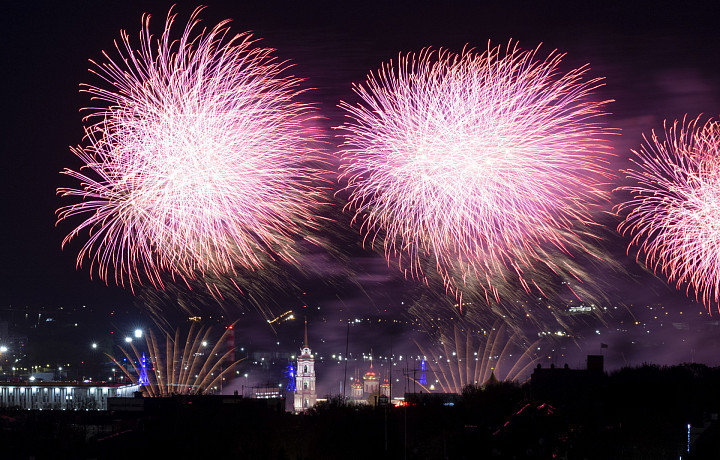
[109, 323, 243, 397]
[57, 7, 326, 290]
[414, 322, 545, 393]
[338, 43, 613, 308]
[618, 116, 720, 311]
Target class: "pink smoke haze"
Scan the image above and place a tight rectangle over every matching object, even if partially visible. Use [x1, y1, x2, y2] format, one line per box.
[57, 7, 326, 290]
[338, 43, 614, 305]
[618, 116, 720, 311]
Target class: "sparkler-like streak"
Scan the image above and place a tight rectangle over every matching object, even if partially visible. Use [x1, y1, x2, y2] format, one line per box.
[109, 323, 243, 396]
[617, 116, 720, 310]
[134, 255, 298, 329]
[339, 43, 613, 306]
[57, 7, 325, 289]
[415, 322, 545, 393]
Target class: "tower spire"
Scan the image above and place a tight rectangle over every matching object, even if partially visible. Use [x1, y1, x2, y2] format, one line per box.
[304, 317, 308, 348]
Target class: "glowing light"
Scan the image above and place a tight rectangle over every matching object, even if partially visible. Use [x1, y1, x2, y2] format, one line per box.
[419, 359, 428, 385]
[57, 6, 325, 289]
[339, 43, 612, 305]
[134, 329, 143, 339]
[284, 362, 297, 391]
[618, 116, 720, 311]
[268, 310, 295, 324]
[138, 353, 149, 386]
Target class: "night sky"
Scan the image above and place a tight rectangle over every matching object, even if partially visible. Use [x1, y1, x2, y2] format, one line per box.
[2, 0, 720, 385]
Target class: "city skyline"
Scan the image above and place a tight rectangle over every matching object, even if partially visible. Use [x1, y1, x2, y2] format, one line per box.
[1, 0, 720, 393]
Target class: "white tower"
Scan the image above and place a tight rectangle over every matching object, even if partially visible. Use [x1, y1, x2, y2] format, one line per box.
[294, 319, 317, 412]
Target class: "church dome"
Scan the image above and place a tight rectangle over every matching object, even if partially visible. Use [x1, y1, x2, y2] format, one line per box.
[363, 370, 378, 381]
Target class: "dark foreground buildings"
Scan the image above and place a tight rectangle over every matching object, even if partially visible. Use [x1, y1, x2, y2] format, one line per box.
[1, 361, 720, 459]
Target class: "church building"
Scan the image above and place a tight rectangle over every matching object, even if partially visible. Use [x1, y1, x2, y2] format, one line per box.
[293, 320, 317, 412]
[348, 355, 391, 405]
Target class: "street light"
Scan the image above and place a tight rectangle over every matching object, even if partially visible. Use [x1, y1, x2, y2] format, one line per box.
[124, 337, 132, 343]
[134, 329, 142, 339]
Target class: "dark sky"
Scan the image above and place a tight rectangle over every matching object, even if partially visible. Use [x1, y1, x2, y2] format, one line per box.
[1, 0, 720, 373]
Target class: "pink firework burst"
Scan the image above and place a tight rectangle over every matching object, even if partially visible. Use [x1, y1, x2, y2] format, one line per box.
[57, 7, 325, 289]
[618, 116, 720, 311]
[338, 44, 613, 305]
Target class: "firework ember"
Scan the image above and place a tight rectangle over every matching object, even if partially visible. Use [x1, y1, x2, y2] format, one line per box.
[338, 43, 613, 305]
[57, 7, 325, 289]
[618, 116, 720, 311]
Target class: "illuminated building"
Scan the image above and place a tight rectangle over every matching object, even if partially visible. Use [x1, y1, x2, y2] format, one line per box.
[363, 356, 379, 394]
[348, 357, 391, 405]
[0, 382, 138, 410]
[293, 319, 317, 412]
[380, 378, 390, 398]
[350, 369, 363, 400]
[252, 386, 283, 399]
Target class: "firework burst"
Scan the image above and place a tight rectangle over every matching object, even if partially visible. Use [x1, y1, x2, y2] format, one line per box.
[109, 323, 243, 397]
[618, 116, 720, 310]
[57, 7, 326, 289]
[415, 322, 545, 393]
[338, 43, 613, 306]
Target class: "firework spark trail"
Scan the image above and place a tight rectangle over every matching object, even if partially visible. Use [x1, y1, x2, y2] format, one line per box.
[339, 43, 613, 306]
[109, 323, 243, 396]
[57, 7, 326, 289]
[618, 116, 720, 311]
[414, 322, 544, 393]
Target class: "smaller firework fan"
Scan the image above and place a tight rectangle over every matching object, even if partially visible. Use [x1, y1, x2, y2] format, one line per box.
[618, 116, 720, 311]
[109, 323, 243, 396]
[415, 322, 545, 393]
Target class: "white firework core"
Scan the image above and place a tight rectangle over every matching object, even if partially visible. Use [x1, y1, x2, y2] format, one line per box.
[339, 44, 613, 303]
[57, 7, 325, 288]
